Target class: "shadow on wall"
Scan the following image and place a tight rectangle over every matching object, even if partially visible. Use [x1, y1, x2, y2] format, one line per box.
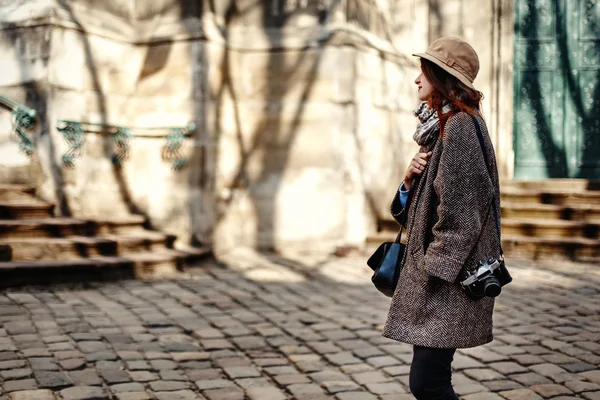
[518, 0, 567, 178]
[203, 1, 331, 251]
[194, 0, 408, 251]
[516, 0, 599, 178]
[552, 0, 600, 179]
[57, 0, 150, 219]
[179, 0, 209, 246]
[0, 23, 61, 210]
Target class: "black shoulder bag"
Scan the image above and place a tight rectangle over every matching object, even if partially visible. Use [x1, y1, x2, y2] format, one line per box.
[367, 227, 405, 297]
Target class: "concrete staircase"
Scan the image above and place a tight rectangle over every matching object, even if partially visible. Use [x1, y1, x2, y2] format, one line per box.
[0, 184, 211, 287]
[369, 180, 600, 263]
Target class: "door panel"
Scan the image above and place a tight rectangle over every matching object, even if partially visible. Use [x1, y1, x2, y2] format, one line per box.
[513, 0, 600, 179]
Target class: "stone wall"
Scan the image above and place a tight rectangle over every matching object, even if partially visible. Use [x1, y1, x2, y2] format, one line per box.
[0, 0, 514, 255]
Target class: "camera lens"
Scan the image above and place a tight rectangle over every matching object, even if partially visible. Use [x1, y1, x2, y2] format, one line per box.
[483, 276, 502, 297]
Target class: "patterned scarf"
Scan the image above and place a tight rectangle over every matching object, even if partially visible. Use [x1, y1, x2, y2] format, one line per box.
[412, 102, 453, 146]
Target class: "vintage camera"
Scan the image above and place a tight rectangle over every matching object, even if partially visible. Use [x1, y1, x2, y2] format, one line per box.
[459, 256, 512, 300]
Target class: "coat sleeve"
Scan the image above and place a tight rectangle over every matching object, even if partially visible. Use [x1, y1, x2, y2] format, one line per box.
[422, 113, 494, 283]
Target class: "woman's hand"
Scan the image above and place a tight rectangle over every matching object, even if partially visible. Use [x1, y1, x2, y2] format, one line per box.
[404, 151, 433, 190]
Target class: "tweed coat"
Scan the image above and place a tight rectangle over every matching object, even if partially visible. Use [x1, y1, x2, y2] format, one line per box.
[382, 112, 501, 349]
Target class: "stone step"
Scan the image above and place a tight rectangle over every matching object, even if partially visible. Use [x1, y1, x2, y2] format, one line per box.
[366, 231, 405, 244]
[0, 200, 55, 219]
[376, 219, 402, 233]
[501, 218, 600, 239]
[0, 218, 93, 239]
[501, 203, 600, 222]
[0, 185, 36, 201]
[501, 190, 600, 206]
[365, 231, 600, 263]
[0, 247, 212, 287]
[0, 244, 10, 261]
[501, 179, 600, 192]
[0, 231, 174, 261]
[0, 215, 149, 239]
[502, 234, 600, 262]
[93, 215, 147, 234]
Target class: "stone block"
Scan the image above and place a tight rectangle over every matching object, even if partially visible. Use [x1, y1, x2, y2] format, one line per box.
[325, 352, 361, 366]
[195, 380, 234, 390]
[581, 371, 600, 384]
[351, 371, 390, 385]
[365, 356, 400, 368]
[33, 371, 71, 389]
[245, 387, 287, 400]
[482, 379, 523, 392]
[59, 387, 108, 400]
[341, 364, 375, 374]
[171, 352, 210, 362]
[9, 390, 55, 400]
[1, 369, 34, 380]
[564, 380, 600, 393]
[529, 384, 573, 397]
[68, 369, 102, 386]
[201, 388, 244, 400]
[222, 367, 261, 379]
[382, 365, 410, 376]
[273, 374, 311, 386]
[148, 381, 189, 392]
[234, 378, 272, 389]
[488, 362, 528, 375]
[0, 360, 26, 370]
[321, 381, 361, 394]
[498, 389, 544, 400]
[462, 394, 504, 400]
[154, 391, 200, 400]
[110, 383, 146, 394]
[115, 393, 152, 400]
[97, 367, 130, 384]
[364, 382, 406, 395]
[59, 359, 86, 370]
[149, 360, 178, 370]
[335, 393, 378, 400]
[3, 380, 38, 393]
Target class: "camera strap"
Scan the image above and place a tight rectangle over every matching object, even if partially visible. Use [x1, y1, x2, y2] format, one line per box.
[471, 115, 504, 257]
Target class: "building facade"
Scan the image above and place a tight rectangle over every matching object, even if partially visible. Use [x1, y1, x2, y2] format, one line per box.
[0, 0, 597, 255]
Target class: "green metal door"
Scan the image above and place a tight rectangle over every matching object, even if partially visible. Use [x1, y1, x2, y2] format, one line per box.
[513, 0, 600, 179]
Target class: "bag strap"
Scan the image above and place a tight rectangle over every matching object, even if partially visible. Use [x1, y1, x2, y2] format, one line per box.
[470, 115, 504, 256]
[394, 225, 404, 244]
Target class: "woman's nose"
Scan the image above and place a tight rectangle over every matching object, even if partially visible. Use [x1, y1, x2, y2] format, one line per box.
[414, 75, 421, 84]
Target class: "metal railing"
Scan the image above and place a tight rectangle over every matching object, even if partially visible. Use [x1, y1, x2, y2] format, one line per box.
[56, 120, 196, 170]
[0, 95, 37, 155]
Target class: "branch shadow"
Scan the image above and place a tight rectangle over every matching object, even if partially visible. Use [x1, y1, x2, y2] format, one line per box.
[428, 0, 444, 41]
[207, 1, 331, 252]
[515, 0, 567, 178]
[0, 24, 67, 213]
[57, 0, 148, 218]
[179, 0, 209, 246]
[552, 0, 600, 179]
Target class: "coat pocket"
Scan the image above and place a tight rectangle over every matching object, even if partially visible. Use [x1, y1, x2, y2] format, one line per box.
[411, 250, 444, 293]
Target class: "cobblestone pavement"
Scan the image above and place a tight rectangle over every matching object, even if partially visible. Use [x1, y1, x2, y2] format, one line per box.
[0, 249, 599, 400]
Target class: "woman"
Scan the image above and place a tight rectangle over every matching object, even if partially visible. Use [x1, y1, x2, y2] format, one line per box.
[382, 37, 502, 399]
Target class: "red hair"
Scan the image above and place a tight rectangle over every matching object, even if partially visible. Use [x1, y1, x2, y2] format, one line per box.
[420, 59, 484, 136]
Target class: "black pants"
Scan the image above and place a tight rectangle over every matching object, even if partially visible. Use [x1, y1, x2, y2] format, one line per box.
[409, 346, 459, 400]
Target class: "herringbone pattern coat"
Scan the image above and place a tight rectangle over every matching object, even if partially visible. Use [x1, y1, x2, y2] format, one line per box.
[382, 112, 501, 349]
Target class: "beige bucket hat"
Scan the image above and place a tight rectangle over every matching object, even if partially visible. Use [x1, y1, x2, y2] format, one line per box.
[413, 37, 480, 89]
